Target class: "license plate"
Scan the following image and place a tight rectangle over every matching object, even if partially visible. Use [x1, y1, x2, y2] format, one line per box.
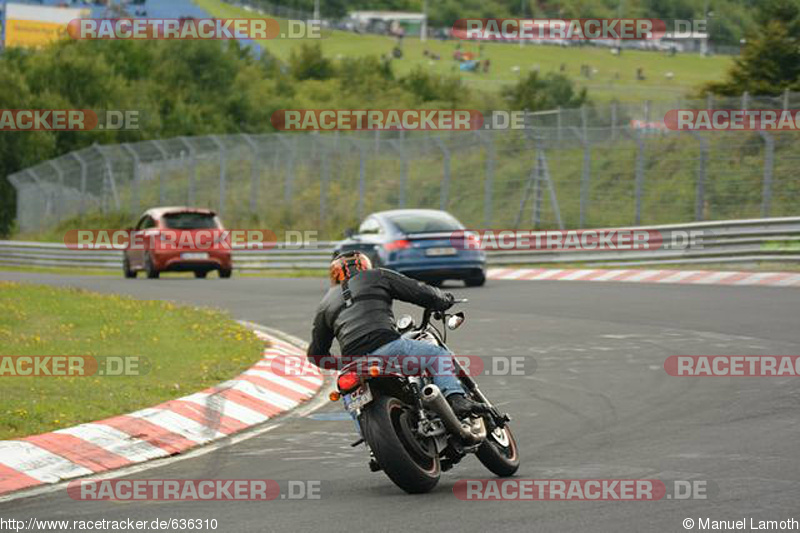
[346, 385, 373, 413]
[181, 252, 209, 260]
[426, 247, 457, 257]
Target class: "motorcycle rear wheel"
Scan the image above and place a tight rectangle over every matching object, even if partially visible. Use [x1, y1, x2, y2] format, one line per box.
[362, 395, 441, 494]
[476, 424, 520, 477]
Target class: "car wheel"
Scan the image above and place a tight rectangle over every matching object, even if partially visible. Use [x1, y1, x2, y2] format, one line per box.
[194, 271, 208, 279]
[465, 273, 486, 287]
[219, 269, 232, 279]
[122, 256, 137, 279]
[144, 253, 160, 279]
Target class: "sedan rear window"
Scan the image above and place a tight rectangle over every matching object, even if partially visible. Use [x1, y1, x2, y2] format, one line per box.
[387, 213, 463, 233]
[162, 213, 219, 230]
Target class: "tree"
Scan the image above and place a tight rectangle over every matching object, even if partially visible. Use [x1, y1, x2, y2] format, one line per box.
[703, 0, 800, 95]
[502, 71, 588, 111]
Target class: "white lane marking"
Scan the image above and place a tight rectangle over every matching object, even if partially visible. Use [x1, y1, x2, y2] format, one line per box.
[0, 441, 93, 484]
[56, 424, 167, 463]
[179, 392, 269, 426]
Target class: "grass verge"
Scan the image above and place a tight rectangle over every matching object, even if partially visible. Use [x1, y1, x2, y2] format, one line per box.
[195, 0, 731, 103]
[0, 281, 264, 439]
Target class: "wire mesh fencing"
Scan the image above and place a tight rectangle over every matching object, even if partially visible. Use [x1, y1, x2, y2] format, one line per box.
[8, 93, 800, 237]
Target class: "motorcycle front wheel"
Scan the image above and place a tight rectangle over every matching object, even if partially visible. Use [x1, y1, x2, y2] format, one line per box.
[476, 424, 520, 477]
[362, 395, 440, 494]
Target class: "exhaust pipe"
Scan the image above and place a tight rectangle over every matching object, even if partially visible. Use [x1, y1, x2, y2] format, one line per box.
[421, 385, 486, 444]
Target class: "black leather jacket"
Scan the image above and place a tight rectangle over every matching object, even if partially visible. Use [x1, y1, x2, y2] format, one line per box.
[307, 268, 452, 360]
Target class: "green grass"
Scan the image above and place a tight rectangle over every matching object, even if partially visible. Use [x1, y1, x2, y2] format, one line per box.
[195, 0, 732, 103]
[0, 282, 264, 439]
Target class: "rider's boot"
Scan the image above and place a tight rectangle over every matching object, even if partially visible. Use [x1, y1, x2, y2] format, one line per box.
[447, 393, 489, 418]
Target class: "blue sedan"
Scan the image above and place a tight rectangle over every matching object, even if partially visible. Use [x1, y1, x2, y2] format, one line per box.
[333, 209, 487, 287]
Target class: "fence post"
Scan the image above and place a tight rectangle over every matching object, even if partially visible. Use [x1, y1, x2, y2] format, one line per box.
[27, 169, 52, 225]
[556, 106, 562, 141]
[318, 136, 329, 224]
[95, 145, 120, 212]
[150, 140, 169, 205]
[358, 142, 366, 220]
[277, 136, 296, 207]
[121, 144, 140, 215]
[759, 131, 774, 218]
[570, 126, 591, 227]
[783, 88, 790, 111]
[346, 138, 367, 220]
[177, 137, 197, 205]
[209, 136, 227, 215]
[706, 93, 714, 110]
[48, 161, 64, 222]
[434, 137, 451, 211]
[633, 130, 645, 226]
[611, 101, 617, 142]
[742, 91, 749, 110]
[241, 134, 260, 214]
[479, 131, 495, 227]
[580, 104, 588, 140]
[71, 151, 88, 216]
[388, 139, 408, 208]
[687, 131, 708, 221]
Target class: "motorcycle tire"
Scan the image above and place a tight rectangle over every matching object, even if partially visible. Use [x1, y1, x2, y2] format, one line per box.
[476, 424, 520, 477]
[362, 395, 440, 494]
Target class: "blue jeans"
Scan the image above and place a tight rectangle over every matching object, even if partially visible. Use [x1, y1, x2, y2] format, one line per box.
[367, 337, 465, 397]
[343, 337, 466, 434]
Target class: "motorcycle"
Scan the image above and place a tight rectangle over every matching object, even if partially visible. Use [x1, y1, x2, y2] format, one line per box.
[330, 299, 520, 493]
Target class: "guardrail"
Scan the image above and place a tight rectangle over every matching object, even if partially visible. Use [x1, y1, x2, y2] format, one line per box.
[1, 217, 798, 272]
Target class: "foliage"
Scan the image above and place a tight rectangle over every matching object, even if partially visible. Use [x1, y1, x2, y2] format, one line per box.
[502, 71, 589, 111]
[703, 0, 800, 95]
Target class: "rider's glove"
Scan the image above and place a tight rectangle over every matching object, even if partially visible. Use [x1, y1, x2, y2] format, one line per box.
[443, 292, 456, 310]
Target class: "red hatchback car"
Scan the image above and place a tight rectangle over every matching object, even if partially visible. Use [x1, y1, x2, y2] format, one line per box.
[122, 207, 233, 279]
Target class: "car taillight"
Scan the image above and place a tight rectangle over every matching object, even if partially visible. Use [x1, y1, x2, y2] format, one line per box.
[384, 239, 410, 251]
[337, 371, 360, 392]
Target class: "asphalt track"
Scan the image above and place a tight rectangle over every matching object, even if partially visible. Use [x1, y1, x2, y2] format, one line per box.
[1, 271, 799, 533]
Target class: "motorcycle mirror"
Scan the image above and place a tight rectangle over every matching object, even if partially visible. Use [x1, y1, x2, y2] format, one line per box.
[447, 312, 465, 330]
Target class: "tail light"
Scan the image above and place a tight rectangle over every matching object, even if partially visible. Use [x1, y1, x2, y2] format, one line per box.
[337, 371, 361, 392]
[384, 239, 410, 251]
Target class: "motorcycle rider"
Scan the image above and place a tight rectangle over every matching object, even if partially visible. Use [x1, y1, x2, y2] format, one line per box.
[307, 251, 487, 417]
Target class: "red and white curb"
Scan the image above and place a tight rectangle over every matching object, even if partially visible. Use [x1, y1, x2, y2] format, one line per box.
[0, 328, 322, 497]
[488, 268, 800, 287]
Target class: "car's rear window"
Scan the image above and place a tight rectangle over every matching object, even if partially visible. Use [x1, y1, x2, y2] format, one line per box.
[162, 213, 218, 229]
[386, 213, 463, 233]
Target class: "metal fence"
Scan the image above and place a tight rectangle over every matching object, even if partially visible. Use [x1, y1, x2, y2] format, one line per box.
[8, 92, 800, 236]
